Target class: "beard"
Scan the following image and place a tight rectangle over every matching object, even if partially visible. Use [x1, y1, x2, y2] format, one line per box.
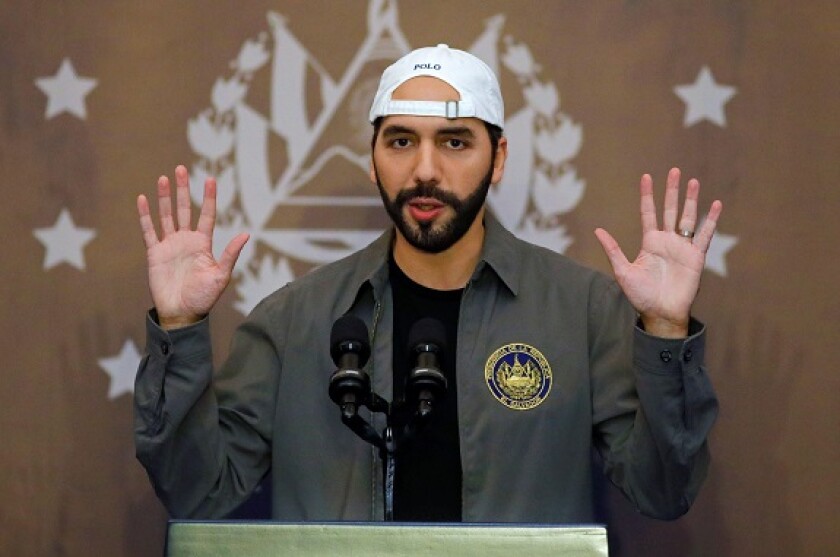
[373, 162, 495, 254]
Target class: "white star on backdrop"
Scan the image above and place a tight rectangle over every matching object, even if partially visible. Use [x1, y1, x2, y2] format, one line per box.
[674, 66, 737, 127]
[34, 58, 98, 120]
[98, 340, 141, 400]
[705, 231, 738, 276]
[33, 209, 96, 270]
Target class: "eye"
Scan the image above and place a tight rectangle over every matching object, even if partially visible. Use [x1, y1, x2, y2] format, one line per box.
[390, 137, 412, 148]
[445, 138, 467, 149]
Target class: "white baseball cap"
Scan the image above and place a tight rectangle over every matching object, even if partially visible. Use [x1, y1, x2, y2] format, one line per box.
[369, 44, 505, 129]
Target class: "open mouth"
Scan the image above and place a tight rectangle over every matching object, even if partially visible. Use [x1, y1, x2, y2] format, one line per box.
[407, 198, 446, 223]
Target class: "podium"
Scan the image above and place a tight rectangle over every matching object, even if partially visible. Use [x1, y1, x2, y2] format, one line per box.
[166, 521, 608, 556]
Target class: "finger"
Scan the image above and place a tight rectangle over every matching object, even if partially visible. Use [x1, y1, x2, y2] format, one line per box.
[594, 228, 630, 276]
[639, 174, 658, 234]
[175, 165, 192, 231]
[218, 233, 250, 276]
[678, 178, 700, 235]
[157, 175, 176, 237]
[137, 195, 159, 249]
[695, 200, 723, 253]
[662, 167, 681, 232]
[196, 177, 217, 237]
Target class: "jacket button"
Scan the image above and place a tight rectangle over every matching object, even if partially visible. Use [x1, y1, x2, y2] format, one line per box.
[683, 349, 693, 362]
[161, 342, 169, 355]
[659, 350, 672, 363]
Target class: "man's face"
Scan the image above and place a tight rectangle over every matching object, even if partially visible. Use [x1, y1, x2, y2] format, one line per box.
[369, 77, 506, 254]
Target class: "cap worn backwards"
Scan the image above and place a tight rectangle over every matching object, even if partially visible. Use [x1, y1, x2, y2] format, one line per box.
[369, 44, 505, 129]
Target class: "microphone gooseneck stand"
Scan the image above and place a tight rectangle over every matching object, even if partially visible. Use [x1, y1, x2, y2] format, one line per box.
[328, 315, 447, 521]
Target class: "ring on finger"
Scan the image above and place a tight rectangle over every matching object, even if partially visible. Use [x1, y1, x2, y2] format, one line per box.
[678, 228, 695, 239]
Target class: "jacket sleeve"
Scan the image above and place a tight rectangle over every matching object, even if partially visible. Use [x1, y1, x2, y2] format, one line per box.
[588, 275, 718, 519]
[134, 301, 284, 519]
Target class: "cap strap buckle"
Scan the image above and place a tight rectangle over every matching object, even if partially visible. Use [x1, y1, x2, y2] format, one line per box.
[445, 100, 459, 120]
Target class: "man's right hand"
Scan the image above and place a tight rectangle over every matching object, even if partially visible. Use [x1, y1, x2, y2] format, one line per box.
[137, 165, 249, 330]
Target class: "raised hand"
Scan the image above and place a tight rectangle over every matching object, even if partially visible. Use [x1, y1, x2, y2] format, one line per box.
[137, 165, 249, 330]
[594, 168, 723, 338]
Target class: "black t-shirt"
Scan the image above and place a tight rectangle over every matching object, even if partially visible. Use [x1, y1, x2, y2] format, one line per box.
[389, 256, 463, 522]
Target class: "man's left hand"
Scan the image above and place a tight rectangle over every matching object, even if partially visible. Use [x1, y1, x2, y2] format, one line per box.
[595, 168, 723, 338]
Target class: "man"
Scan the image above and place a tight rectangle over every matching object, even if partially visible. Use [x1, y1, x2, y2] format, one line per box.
[135, 44, 722, 523]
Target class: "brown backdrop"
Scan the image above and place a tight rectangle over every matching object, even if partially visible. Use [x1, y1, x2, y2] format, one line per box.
[1, 1, 838, 555]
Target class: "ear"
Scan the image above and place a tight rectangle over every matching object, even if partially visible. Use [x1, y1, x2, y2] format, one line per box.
[369, 156, 377, 186]
[491, 136, 508, 185]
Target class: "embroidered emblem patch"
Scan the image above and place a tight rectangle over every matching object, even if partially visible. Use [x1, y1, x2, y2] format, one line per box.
[485, 343, 552, 410]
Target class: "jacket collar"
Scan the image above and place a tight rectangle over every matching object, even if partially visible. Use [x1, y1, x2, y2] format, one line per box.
[340, 209, 523, 314]
[474, 211, 521, 297]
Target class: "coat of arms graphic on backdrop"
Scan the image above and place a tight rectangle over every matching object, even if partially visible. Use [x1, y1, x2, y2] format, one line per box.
[186, 0, 585, 315]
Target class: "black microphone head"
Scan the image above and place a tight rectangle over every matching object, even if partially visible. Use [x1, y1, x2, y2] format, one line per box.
[407, 318, 448, 415]
[408, 317, 447, 353]
[330, 314, 371, 367]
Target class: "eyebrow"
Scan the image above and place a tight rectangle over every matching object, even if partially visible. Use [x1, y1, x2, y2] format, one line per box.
[380, 124, 477, 138]
[437, 126, 476, 138]
[381, 125, 415, 137]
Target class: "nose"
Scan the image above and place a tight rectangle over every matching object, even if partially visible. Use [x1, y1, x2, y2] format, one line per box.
[412, 141, 442, 185]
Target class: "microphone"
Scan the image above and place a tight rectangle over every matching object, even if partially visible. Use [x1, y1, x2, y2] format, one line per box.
[328, 315, 372, 420]
[405, 317, 448, 419]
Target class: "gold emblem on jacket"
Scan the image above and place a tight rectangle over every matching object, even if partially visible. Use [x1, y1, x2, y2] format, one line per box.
[485, 343, 552, 410]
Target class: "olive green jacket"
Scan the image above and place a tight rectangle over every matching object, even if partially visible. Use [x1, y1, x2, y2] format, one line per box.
[135, 214, 717, 522]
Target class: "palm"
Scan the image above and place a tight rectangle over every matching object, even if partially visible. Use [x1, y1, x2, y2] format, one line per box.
[595, 169, 722, 336]
[146, 231, 226, 319]
[137, 166, 249, 328]
[617, 230, 705, 323]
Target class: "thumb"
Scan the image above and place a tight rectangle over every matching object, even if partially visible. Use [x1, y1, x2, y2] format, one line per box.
[218, 233, 250, 275]
[594, 228, 629, 275]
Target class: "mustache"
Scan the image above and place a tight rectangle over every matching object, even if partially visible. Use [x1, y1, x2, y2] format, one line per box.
[394, 182, 462, 208]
